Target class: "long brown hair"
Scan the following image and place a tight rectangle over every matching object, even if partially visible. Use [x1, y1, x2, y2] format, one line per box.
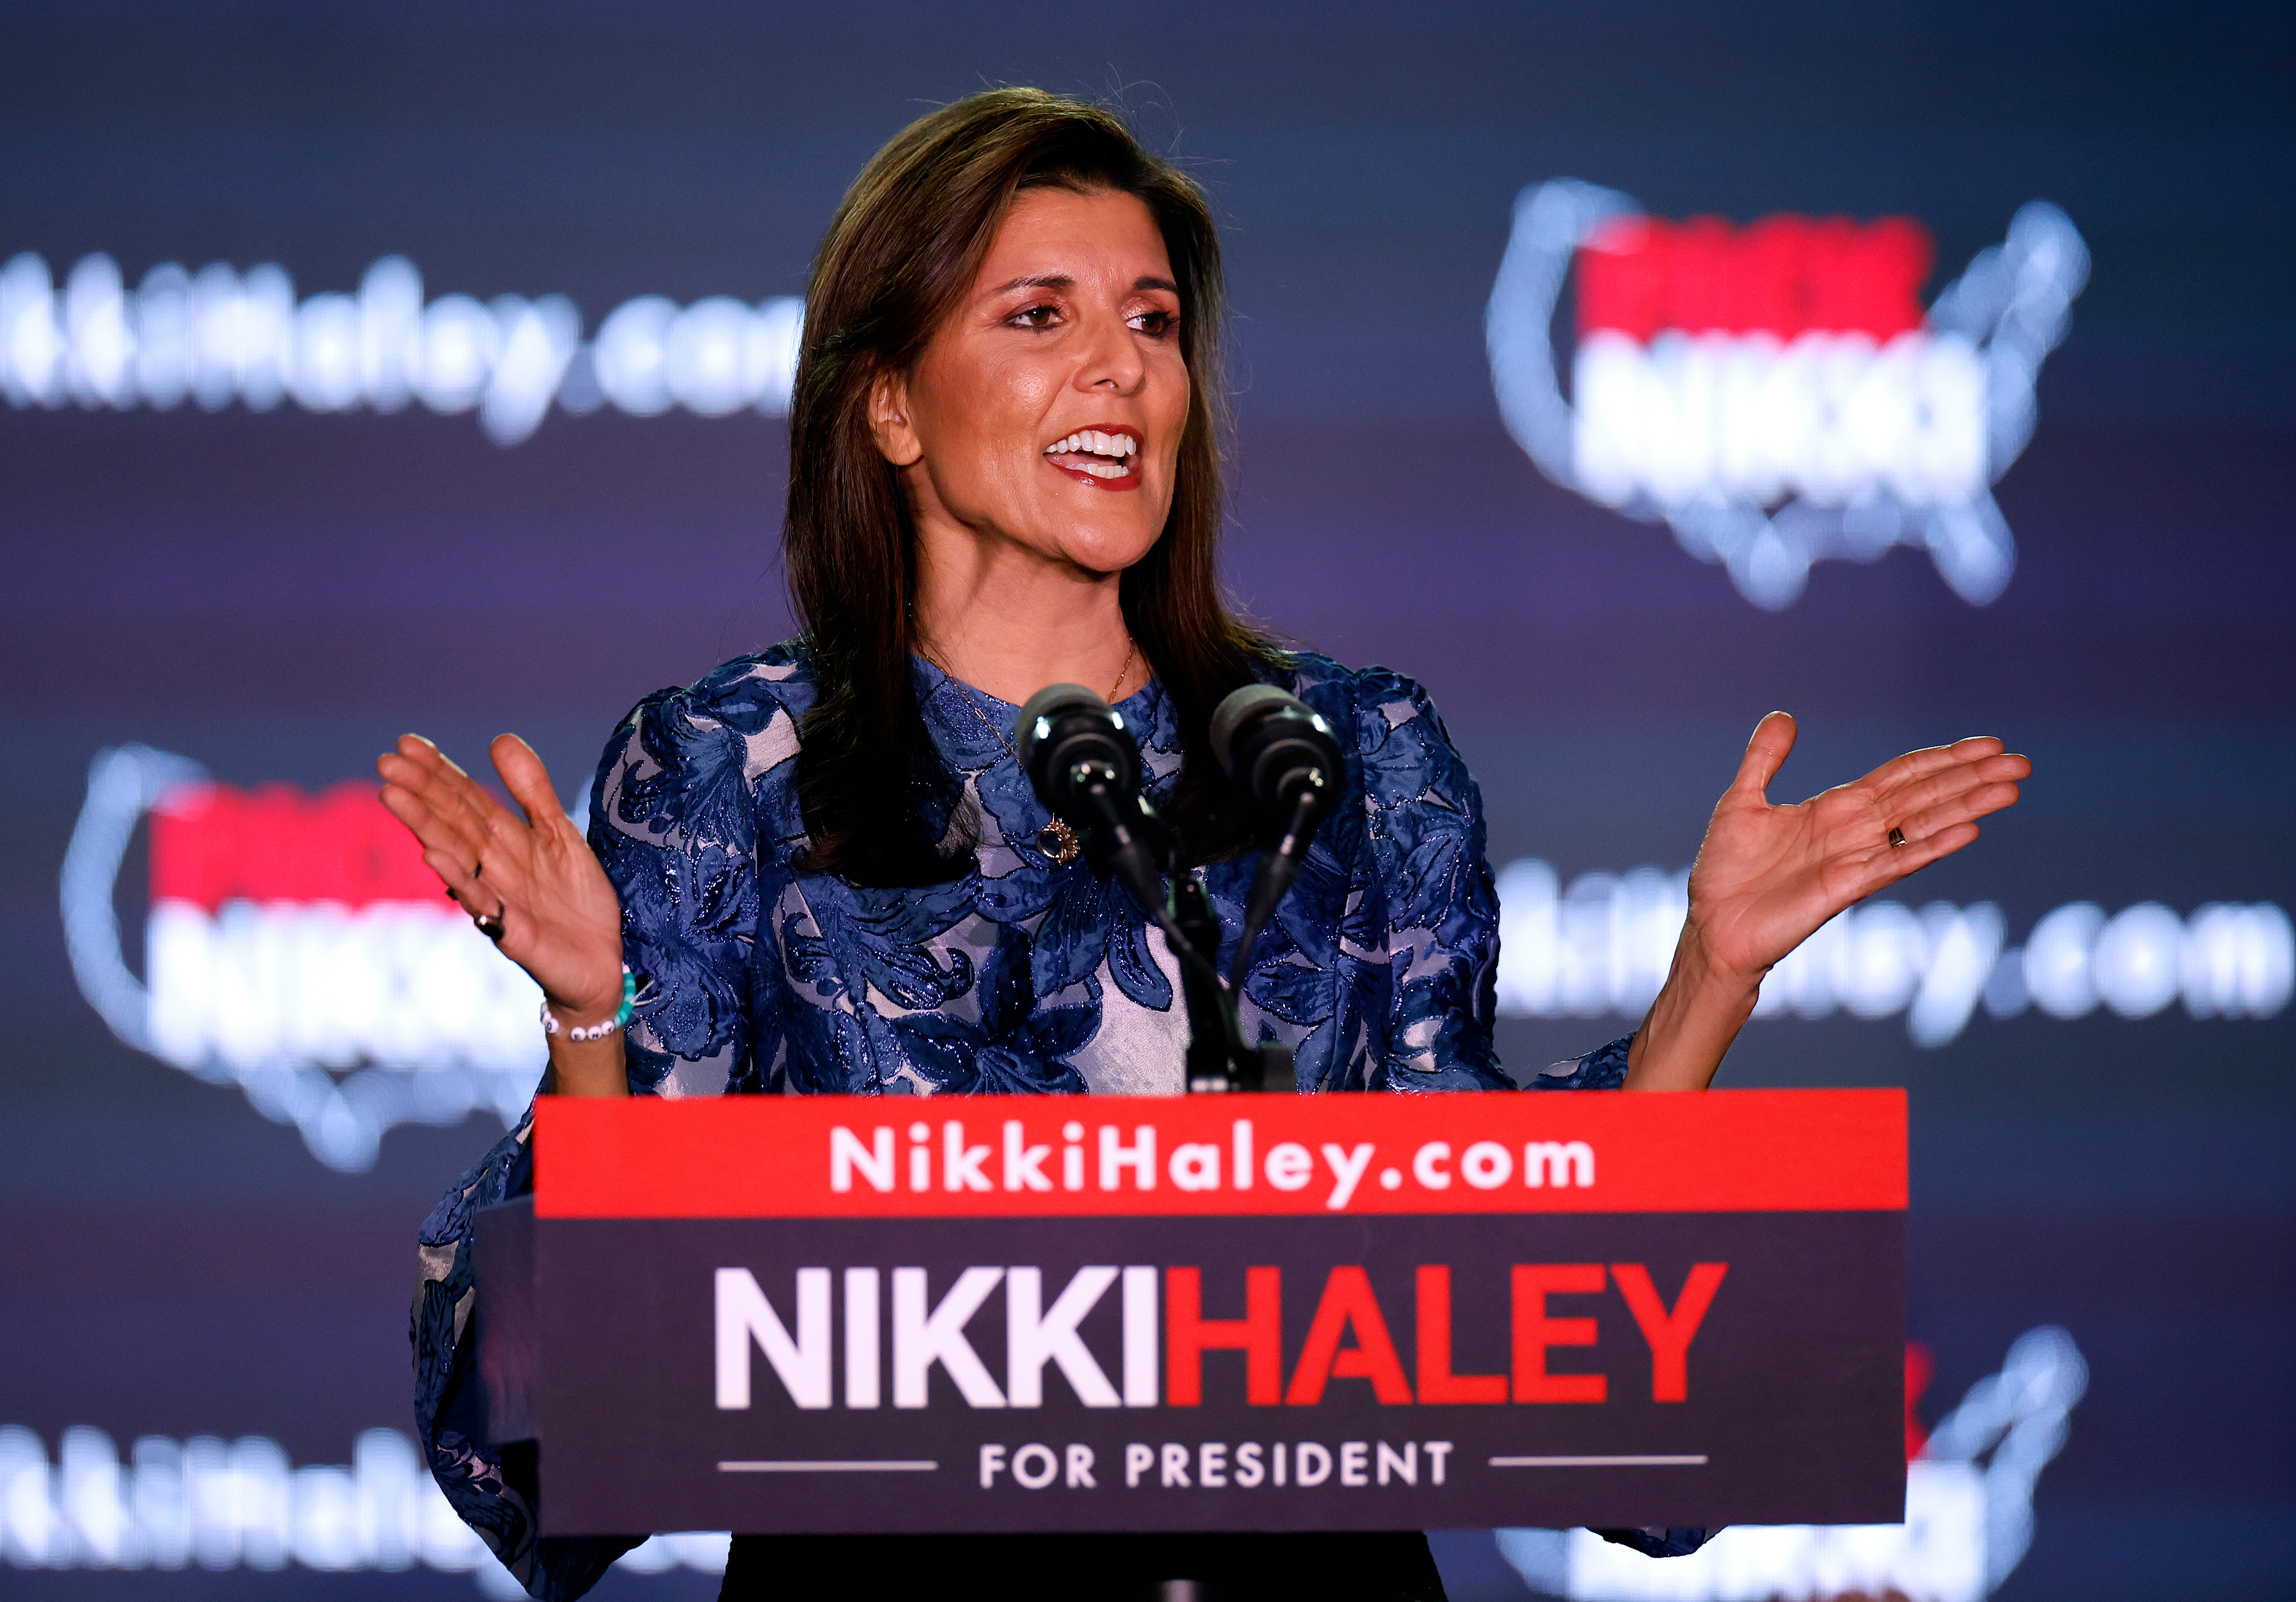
[786, 88, 1276, 886]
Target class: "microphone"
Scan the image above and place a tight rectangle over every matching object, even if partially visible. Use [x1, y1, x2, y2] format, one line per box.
[1014, 684, 1166, 922]
[1210, 684, 1344, 825]
[1016, 684, 1134, 814]
[1210, 685, 1344, 985]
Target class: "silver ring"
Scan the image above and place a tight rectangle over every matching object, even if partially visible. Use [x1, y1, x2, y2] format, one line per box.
[1887, 827, 1907, 849]
[473, 905, 507, 942]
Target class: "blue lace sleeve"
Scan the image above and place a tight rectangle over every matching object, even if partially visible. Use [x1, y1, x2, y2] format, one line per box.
[1342, 666, 1514, 1092]
[1527, 1034, 1633, 1090]
[590, 656, 801, 1096]
[411, 1112, 639, 1598]
[1595, 1527, 1716, 1559]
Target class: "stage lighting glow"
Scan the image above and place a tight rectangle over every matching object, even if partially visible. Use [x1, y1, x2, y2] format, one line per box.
[664, 294, 761, 416]
[592, 294, 681, 416]
[0, 1424, 728, 1596]
[1493, 858, 2291, 1046]
[0, 250, 803, 444]
[1, 253, 66, 404]
[288, 291, 363, 412]
[1488, 186, 2088, 609]
[64, 253, 138, 407]
[413, 294, 500, 414]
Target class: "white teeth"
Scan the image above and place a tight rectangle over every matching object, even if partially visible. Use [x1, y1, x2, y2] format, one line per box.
[1044, 430, 1137, 460]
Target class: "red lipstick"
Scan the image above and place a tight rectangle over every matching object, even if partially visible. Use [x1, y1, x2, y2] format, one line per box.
[1042, 423, 1143, 492]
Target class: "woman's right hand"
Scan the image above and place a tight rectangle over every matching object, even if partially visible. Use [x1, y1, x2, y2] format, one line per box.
[376, 733, 628, 1047]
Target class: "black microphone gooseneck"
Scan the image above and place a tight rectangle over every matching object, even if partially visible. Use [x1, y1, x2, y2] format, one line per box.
[1013, 685, 1218, 992]
[1210, 685, 1346, 988]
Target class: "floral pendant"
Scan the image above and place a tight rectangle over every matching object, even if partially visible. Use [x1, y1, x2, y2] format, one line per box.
[1037, 819, 1082, 865]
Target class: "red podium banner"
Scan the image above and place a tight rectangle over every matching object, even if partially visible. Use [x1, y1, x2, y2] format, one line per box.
[497, 1089, 1906, 1535]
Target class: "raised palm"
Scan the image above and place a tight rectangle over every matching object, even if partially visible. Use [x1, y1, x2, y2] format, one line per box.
[376, 733, 626, 1022]
[1688, 712, 2031, 984]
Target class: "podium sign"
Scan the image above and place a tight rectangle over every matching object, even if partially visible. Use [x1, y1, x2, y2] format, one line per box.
[504, 1089, 1905, 1535]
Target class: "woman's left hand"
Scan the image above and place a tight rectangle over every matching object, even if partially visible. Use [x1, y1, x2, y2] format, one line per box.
[1690, 711, 2031, 982]
[1625, 711, 2031, 1090]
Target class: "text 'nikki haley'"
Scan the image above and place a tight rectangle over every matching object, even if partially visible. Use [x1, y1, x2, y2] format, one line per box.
[714, 1260, 1726, 1412]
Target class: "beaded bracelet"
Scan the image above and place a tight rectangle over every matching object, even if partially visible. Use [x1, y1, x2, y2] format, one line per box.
[541, 966, 635, 1044]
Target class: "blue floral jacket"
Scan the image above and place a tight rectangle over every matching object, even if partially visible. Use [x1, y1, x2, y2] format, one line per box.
[412, 645, 1653, 1598]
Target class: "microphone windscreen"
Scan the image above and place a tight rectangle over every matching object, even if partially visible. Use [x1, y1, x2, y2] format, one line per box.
[1209, 684, 1299, 771]
[1014, 683, 1108, 767]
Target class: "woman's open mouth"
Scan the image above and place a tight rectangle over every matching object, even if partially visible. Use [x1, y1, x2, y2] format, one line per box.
[1043, 426, 1142, 490]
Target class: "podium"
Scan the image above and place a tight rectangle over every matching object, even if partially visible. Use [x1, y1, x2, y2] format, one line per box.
[475, 1089, 1905, 1535]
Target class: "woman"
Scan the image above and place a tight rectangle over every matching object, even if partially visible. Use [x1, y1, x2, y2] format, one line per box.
[384, 91, 2028, 1602]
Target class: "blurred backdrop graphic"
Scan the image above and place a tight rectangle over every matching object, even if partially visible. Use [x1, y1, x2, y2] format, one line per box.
[2, 3, 2290, 1599]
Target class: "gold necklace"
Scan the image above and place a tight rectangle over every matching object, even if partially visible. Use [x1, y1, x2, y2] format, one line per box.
[937, 638, 1136, 866]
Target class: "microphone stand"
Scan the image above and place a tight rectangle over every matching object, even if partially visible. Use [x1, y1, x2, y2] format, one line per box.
[1055, 755, 1293, 1095]
[1173, 875, 1293, 1094]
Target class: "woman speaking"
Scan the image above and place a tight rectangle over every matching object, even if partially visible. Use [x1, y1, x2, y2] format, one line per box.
[386, 90, 2029, 1602]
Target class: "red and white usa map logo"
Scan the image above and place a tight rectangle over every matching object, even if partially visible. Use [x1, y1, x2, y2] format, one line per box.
[1486, 182, 2087, 608]
[62, 746, 545, 1171]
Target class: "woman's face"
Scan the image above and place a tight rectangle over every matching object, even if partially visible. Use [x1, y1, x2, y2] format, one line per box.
[874, 185, 1189, 577]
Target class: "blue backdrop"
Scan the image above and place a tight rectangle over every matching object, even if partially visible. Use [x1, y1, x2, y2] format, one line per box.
[1, 4, 2289, 1599]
